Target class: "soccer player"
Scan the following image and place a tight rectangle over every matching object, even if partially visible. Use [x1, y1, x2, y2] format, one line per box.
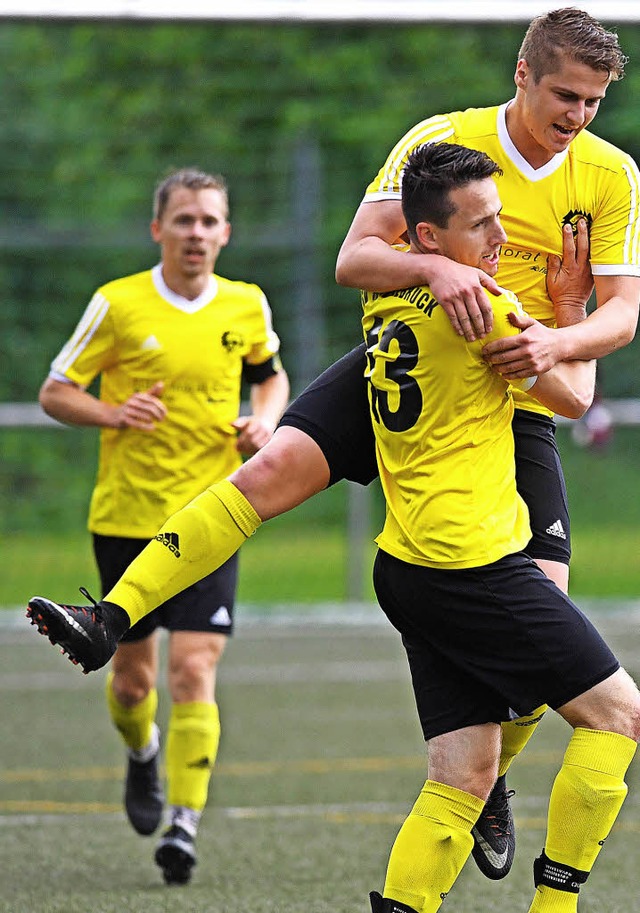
[34, 168, 289, 884]
[362, 140, 639, 913]
[26, 6, 639, 881]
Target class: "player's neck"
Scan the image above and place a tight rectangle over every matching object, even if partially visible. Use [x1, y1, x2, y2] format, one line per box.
[159, 265, 211, 302]
[504, 101, 556, 170]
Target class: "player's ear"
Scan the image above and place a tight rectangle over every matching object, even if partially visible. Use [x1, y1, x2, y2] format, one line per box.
[415, 221, 440, 254]
[150, 219, 161, 243]
[514, 58, 529, 90]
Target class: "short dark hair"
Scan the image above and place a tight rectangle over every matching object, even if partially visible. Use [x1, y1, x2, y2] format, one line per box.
[401, 143, 502, 241]
[518, 7, 627, 82]
[153, 167, 228, 220]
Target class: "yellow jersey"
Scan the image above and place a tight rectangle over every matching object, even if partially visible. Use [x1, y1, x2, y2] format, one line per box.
[366, 104, 640, 416]
[50, 265, 282, 537]
[362, 284, 534, 569]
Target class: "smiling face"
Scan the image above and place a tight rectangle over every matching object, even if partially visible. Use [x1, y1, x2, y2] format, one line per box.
[150, 186, 231, 297]
[508, 53, 611, 168]
[416, 177, 507, 277]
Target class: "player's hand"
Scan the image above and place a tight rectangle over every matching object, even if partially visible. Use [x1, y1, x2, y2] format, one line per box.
[426, 258, 498, 340]
[483, 313, 564, 379]
[546, 219, 592, 326]
[232, 415, 275, 456]
[115, 381, 167, 430]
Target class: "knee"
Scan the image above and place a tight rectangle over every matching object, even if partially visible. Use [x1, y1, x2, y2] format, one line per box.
[230, 427, 329, 520]
[111, 669, 154, 707]
[565, 668, 640, 741]
[169, 648, 221, 703]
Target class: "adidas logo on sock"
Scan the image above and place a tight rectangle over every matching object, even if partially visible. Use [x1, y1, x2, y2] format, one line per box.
[545, 519, 567, 540]
[154, 531, 181, 557]
[187, 756, 213, 770]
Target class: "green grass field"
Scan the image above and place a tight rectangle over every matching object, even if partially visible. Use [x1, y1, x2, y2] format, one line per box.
[1, 427, 639, 610]
[1, 609, 640, 913]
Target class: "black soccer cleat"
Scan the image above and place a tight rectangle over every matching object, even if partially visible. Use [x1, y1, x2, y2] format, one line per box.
[155, 825, 197, 885]
[26, 588, 129, 673]
[125, 745, 164, 836]
[470, 774, 516, 880]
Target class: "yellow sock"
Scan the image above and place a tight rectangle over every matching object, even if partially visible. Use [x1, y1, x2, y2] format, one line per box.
[498, 705, 547, 777]
[106, 480, 261, 626]
[105, 671, 158, 752]
[528, 727, 637, 913]
[166, 702, 221, 812]
[383, 780, 484, 913]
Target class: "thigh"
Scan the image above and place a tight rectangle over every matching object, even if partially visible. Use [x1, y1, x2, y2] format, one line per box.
[428, 723, 501, 799]
[512, 410, 571, 565]
[278, 343, 379, 487]
[557, 666, 640, 738]
[231, 426, 330, 520]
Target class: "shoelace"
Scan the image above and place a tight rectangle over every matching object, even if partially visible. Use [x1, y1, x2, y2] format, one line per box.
[486, 788, 516, 835]
[73, 586, 104, 624]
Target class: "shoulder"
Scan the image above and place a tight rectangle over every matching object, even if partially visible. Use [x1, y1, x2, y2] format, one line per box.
[213, 274, 270, 316]
[214, 274, 265, 301]
[97, 270, 154, 302]
[399, 105, 498, 146]
[572, 130, 639, 174]
[483, 288, 523, 342]
[448, 104, 500, 136]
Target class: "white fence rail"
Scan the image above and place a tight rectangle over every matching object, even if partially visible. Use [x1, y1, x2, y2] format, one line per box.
[2, 400, 640, 428]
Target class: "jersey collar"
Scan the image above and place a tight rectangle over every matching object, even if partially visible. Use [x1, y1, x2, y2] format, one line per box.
[151, 263, 218, 313]
[498, 102, 569, 182]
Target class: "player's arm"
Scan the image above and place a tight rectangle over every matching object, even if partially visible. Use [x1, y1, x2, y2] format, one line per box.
[507, 313, 595, 419]
[233, 367, 290, 456]
[39, 377, 167, 431]
[483, 219, 639, 377]
[336, 198, 499, 340]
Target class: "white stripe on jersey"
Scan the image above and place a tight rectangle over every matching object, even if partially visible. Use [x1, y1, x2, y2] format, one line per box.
[51, 292, 110, 376]
[377, 115, 455, 193]
[258, 292, 280, 355]
[622, 159, 640, 266]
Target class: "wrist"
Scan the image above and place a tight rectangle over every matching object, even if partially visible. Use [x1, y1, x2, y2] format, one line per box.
[554, 302, 588, 328]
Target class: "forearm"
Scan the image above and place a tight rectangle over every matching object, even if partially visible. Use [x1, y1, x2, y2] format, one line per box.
[39, 379, 119, 428]
[336, 236, 440, 292]
[530, 359, 596, 419]
[250, 370, 290, 429]
[553, 297, 638, 361]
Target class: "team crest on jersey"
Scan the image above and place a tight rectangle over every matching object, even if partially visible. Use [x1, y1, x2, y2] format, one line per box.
[221, 330, 244, 352]
[562, 210, 592, 238]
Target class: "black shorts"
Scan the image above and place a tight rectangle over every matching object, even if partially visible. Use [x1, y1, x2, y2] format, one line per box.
[279, 343, 378, 487]
[93, 534, 238, 642]
[512, 410, 571, 564]
[279, 345, 571, 563]
[373, 549, 619, 741]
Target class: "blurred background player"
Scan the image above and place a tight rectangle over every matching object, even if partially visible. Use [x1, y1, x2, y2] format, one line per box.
[36, 167, 289, 884]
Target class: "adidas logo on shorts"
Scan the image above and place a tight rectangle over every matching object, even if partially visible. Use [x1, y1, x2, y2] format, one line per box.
[545, 519, 567, 540]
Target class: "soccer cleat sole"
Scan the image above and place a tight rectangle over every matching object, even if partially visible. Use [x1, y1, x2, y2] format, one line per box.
[155, 842, 196, 885]
[26, 598, 92, 674]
